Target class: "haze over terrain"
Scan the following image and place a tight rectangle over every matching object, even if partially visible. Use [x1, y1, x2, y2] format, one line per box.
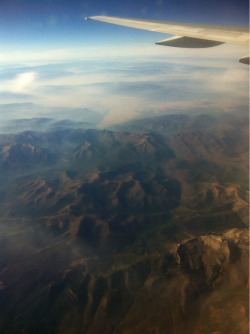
[0, 0, 249, 333]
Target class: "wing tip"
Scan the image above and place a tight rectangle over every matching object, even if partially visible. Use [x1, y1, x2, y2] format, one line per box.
[85, 16, 103, 21]
[84, 16, 97, 20]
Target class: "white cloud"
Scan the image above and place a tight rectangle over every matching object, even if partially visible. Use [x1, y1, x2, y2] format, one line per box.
[6, 72, 37, 94]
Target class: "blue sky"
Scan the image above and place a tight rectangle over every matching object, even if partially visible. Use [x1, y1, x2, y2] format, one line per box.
[0, 0, 249, 127]
[1, 0, 249, 48]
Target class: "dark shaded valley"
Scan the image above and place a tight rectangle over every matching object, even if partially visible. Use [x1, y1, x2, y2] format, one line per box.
[0, 112, 248, 334]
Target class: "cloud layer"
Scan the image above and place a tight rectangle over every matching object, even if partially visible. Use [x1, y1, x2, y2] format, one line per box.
[0, 43, 248, 127]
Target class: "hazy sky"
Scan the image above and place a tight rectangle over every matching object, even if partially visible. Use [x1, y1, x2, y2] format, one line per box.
[0, 0, 249, 127]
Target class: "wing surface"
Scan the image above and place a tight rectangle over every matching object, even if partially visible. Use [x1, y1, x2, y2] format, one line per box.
[86, 16, 248, 46]
[85, 16, 249, 63]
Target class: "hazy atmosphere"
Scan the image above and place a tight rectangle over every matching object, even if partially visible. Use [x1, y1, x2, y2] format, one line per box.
[0, 1, 249, 334]
[1, 0, 249, 127]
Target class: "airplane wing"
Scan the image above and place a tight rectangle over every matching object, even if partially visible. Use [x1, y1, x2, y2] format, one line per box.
[85, 16, 249, 64]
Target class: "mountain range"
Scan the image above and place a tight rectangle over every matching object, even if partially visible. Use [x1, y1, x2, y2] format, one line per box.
[0, 111, 248, 334]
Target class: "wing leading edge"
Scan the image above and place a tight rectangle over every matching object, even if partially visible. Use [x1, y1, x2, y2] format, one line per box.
[85, 16, 249, 64]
